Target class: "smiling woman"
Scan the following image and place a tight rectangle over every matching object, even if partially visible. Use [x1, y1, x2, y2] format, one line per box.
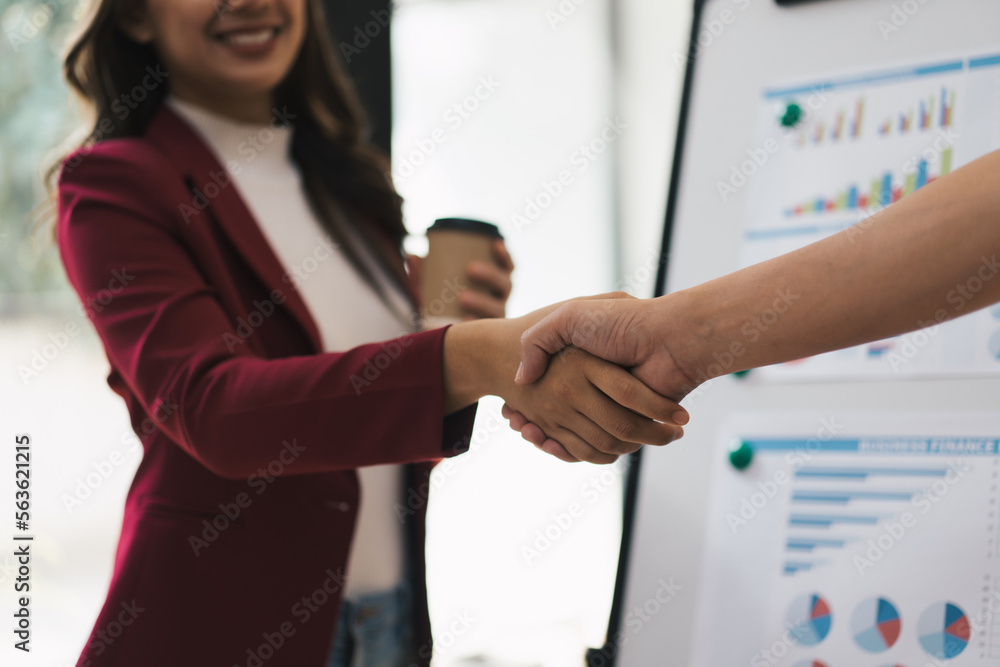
[114, 0, 307, 123]
[47, 1, 682, 666]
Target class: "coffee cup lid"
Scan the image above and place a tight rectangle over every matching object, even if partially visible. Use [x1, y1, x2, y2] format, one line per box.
[428, 218, 503, 239]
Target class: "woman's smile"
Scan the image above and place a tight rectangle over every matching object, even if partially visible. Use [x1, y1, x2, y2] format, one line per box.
[113, 0, 307, 122]
[212, 21, 285, 56]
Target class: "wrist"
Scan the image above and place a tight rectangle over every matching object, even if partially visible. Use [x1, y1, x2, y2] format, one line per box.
[442, 319, 520, 413]
[651, 289, 724, 385]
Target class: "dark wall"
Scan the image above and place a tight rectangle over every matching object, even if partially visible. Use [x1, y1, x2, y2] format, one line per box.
[321, 1, 394, 155]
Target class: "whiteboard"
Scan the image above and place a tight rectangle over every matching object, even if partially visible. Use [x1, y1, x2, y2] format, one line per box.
[608, 1, 1000, 665]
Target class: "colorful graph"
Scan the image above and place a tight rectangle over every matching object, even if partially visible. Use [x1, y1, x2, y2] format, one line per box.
[941, 87, 956, 127]
[787, 594, 833, 646]
[877, 87, 955, 138]
[797, 87, 954, 142]
[851, 598, 902, 653]
[783, 147, 953, 217]
[899, 111, 913, 134]
[796, 98, 864, 145]
[917, 602, 970, 659]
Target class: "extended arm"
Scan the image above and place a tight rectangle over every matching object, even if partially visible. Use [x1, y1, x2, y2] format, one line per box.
[517, 147, 1000, 400]
[59, 143, 682, 480]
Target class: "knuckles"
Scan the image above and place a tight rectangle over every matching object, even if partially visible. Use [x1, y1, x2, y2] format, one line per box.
[612, 377, 639, 406]
[609, 418, 638, 443]
[552, 378, 576, 400]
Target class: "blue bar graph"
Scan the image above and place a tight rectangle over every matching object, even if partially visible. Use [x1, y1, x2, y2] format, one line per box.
[790, 514, 882, 528]
[970, 53, 1000, 69]
[917, 159, 928, 188]
[785, 565, 810, 574]
[750, 439, 861, 452]
[881, 173, 892, 206]
[796, 467, 949, 480]
[791, 490, 917, 504]
[785, 560, 826, 574]
[787, 538, 849, 552]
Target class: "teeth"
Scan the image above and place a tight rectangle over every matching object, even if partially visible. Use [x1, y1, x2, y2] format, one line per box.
[222, 28, 276, 46]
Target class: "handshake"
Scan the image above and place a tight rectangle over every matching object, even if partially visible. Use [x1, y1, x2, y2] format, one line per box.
[443, 291, 712, 465]
[505, 292, 697, 464]
[447, 144, 1000, 463]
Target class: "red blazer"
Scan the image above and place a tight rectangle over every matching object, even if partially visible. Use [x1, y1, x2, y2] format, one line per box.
[57, 102, 477, 667]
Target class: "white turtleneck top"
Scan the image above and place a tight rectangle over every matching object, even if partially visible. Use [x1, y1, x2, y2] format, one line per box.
[165, 94, 413, 599]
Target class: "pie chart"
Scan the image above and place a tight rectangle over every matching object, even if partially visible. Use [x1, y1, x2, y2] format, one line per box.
[918, 602, 970, 659]
[851, 597, 901, 652]
[787, 593, 833, 646]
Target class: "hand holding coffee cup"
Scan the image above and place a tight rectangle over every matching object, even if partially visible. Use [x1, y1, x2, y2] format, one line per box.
[419, 218, 512, 329]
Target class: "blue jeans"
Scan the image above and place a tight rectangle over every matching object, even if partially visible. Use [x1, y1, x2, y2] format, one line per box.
[327, 582, 416, 667]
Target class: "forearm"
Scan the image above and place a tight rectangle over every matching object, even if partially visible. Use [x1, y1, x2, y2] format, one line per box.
[61, 148, 478, 477]
[443, 320, 501, 413]
[442, 318, 526, 414]
[446, 295, 595, 412]
[665, 148, 1000, 380]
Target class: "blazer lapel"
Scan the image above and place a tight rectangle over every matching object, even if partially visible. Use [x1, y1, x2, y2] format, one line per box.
[144, 103, 325, 354]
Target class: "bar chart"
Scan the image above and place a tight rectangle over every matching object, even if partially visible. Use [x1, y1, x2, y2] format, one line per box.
[737, 440, 968, 579]
[737, 52, 1000, 379]
[689, 413, 1000, 667]
[796, 98, 865, 146]
[782, 147, 952, 217]
[876, 86, 957, 137]
[797, 85, 956, 146]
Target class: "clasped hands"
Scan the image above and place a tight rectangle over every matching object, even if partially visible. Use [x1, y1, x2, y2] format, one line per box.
[496, 292, 700, 464]
[426, 243, 696, 465]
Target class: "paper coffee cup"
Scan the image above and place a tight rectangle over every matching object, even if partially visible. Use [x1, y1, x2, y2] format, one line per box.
[420, 218, 503, 329]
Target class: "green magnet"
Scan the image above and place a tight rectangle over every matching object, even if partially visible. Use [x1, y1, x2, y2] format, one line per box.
[729, 439, 754, 471]
[779, 102, 804, 128]
[732, 369, 751, 379]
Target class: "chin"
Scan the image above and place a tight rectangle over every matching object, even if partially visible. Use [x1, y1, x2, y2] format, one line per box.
[219, 72, 291, 100]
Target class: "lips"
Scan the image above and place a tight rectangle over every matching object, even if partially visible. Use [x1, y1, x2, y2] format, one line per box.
[214, 26, 281, 47]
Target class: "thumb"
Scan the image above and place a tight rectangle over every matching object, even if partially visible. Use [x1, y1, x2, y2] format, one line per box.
[515, 304, 577, 384]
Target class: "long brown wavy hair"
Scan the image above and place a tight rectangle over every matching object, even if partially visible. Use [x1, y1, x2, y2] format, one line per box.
[50, 0, 413, 308]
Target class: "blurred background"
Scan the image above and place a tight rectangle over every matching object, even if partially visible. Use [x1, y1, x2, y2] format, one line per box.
[0, 0, 691, 664]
